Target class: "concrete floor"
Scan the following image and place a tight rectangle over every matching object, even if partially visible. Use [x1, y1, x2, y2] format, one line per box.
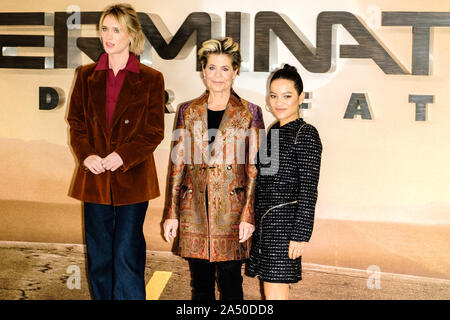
[0, 241, 449, 300]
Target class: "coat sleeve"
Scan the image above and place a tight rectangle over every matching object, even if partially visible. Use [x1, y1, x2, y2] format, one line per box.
[240, 103, 265, 225]
[163, 103, 189, 220]
[67, 66, 97, 165]
[115, 71, 165, 172]
[290, 124, 322, 242]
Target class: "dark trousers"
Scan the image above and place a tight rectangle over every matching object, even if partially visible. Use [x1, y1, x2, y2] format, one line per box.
[188, 258, 244, 300]
[83, 201, 148, 300]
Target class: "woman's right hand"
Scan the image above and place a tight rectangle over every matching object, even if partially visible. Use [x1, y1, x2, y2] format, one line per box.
[83, 155, 105, 175]
[163, 219, 179, 243]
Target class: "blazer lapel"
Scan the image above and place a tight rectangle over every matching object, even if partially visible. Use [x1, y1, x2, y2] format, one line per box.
[216, 101, 238, 139]
[195, 96, 209, 166]
[87, 70, 108, 138]
[217, 91, 248, 140]
[111, 71, 143, 130]
[209, 91, 246, 165]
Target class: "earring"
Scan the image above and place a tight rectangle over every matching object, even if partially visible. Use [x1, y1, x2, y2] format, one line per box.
[265, 105, 272, 113]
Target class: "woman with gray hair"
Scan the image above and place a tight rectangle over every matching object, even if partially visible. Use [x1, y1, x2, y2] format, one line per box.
[163, 37, 265, 300]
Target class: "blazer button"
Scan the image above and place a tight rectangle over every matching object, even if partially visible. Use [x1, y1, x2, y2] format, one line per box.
[227, 165, 232, 170]
[124, 119, 129, 124]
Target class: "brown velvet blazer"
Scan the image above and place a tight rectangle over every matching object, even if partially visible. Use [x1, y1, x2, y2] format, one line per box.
[164, 91, 265, 261]
[67, 60, 165, 206]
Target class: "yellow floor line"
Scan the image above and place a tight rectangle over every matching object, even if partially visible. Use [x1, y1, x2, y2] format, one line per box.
[145, 271, 173, 300]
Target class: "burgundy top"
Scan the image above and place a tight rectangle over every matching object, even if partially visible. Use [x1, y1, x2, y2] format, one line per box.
[95, 52, 140, 129]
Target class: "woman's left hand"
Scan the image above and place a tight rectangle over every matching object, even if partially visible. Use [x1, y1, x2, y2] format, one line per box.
[101, 152, 124, 171]
[288, 241, 307, 259]
[239, 222, 255, 243]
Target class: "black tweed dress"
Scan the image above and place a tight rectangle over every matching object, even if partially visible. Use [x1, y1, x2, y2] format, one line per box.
[246, 118, 322, 283]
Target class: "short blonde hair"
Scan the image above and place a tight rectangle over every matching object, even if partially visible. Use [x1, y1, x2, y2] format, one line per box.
[99, 3, 145, 55]
[198, 37, 242, 75]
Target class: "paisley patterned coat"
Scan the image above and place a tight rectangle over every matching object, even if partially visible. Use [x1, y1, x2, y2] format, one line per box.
[164, 90, 265, 262]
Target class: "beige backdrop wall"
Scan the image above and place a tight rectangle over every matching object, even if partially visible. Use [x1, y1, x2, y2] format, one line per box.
[1, 0, 449, 279]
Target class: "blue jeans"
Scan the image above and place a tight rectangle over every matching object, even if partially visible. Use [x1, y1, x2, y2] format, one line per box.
[83, 201, 148, 300]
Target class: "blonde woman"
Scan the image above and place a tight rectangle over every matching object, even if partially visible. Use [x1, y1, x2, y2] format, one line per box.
[163, 37, 265, 300]
[67, 4, 165, 300]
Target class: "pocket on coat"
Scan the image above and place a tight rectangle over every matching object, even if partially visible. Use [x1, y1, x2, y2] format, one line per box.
[229, 186, 246, 213]
[179, 185, 189, 199]
[179, 185, 193, 212]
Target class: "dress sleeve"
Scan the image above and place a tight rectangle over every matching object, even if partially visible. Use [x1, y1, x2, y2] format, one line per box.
[290, 124, 322, 242]
[163, 103, 189, 220]
[240, 103, 265, 225]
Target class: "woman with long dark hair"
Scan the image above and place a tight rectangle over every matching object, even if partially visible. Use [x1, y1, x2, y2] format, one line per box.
[246, 64, 322, 299]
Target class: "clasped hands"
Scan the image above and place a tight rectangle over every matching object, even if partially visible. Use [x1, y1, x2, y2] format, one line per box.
[83, 152, 123, 174]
